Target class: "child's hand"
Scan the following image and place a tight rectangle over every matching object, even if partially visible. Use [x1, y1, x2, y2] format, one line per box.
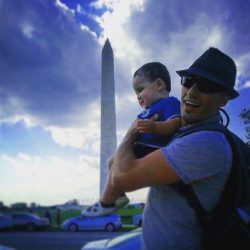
[136, 114, 159, 133]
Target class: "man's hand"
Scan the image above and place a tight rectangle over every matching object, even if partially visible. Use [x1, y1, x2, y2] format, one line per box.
[136, 114, 159, 133]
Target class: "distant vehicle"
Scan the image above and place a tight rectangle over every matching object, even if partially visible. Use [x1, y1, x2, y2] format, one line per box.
[56, 204, 84, 211]
[9, 212, 50, 231]
[128, 203, 145, 209]
[0, 245, 16, 250]
[82, 228, 142, 250]
[132, 214, 142, 227]
[62, 214, 121, 232]
[56, 199, 84, 211]
[0, 214, 13, 230]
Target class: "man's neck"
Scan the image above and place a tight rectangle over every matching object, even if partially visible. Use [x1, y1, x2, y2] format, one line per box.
[181, 114, 220, 128]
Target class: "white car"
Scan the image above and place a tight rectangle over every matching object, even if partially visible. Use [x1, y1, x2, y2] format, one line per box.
[82, 228, 142, 250]
[62, 214, 121, 232]
[0, 246, 16, 250]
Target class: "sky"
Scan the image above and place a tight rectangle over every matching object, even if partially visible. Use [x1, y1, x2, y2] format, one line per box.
[0, 0, 250, 207]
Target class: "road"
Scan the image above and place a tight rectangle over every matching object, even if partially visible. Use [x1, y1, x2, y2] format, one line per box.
[0, 231, 126, 250]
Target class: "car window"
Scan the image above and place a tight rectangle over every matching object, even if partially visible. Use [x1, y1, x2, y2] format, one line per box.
[81, 216, 98, 221]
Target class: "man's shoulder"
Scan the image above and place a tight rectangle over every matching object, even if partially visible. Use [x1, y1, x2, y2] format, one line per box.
[171, 130, 231, 154]
[187, 130, 227, 140]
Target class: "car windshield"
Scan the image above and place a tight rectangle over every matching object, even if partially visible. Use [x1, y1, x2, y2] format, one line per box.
[106, 229, 141, 247]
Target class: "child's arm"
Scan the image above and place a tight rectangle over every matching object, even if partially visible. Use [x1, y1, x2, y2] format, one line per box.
[136, 116, 181, 136]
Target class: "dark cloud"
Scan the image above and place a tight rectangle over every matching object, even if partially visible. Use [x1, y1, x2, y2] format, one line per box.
[0, 0, 101, 127]
[1, 0, 249, 129]
[60, 0, 105, 36]
[128, 0, 250, 69]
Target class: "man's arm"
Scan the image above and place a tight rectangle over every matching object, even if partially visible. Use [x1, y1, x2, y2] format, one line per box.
[100, 172, 121, 205]
[110, 121, 180, 193]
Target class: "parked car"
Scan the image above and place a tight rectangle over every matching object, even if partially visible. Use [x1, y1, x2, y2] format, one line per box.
[132, 214, 142, 227]
[9, 212, 50, 231]
[82, 228, 142, 250]
[0, 214, 13, 230]
[62, 214, 121, 232]
[0, 245, 16, 250]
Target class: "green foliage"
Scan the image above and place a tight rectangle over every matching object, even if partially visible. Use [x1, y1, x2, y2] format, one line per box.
[116, 206, 143, 225]
[116, 206, 143, 216]
[239, 108, 250, 142]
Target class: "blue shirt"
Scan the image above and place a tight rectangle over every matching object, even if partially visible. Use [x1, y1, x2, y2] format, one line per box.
[142, 116, 232, 250]
[136, 96, 180, 147]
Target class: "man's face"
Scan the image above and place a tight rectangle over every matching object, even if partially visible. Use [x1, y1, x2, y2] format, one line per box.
[180, 75, 229, 126]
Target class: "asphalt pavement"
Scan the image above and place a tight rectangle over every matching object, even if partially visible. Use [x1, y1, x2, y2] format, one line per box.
[0, 231, 125, 250]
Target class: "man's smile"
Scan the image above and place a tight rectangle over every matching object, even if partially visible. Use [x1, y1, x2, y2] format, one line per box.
[183, 98, 201, 108]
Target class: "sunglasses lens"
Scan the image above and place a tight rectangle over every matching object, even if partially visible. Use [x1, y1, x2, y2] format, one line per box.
[181, 76, 194, 88]
[181, 76, 225, 94]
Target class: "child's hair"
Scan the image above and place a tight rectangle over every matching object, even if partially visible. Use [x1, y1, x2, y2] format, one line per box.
[133, 62, 171, 92]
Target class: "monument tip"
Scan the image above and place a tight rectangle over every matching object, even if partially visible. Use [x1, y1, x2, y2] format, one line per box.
[103, 38, 112, 51]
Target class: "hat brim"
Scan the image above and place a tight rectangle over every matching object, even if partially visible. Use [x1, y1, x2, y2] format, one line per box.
[176, 68, 239, 99]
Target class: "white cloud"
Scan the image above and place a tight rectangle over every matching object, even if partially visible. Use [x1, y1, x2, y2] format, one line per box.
[21, 23, 34, 39]
[204, 26, 222, 47]
[93, 0, 145, 70]
[17, 153, 33, 162]
[80, 24, 98, 39]
[243, 81, 250, 89]
[79, 154, 99, 169]
[0, 153, 100, 206]
[47, 100, 101, 148]
[235, 52, 250, 90]
[55, 0, 74, 14]
[48, 127, 90, 148]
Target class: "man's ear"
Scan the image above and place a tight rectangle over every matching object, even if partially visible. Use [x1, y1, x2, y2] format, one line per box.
[155, 78, 165, 91]
[220, 94, 230, 107]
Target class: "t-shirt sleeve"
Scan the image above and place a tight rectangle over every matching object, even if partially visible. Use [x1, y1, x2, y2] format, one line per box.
[161, 131, 232, 183]
[161, 97, 181, 121]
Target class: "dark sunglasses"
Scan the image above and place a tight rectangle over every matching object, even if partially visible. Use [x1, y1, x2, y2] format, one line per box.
[181, 75, 226, 94]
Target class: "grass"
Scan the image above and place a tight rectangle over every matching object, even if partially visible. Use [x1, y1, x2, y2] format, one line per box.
[116, 205, 143, 225]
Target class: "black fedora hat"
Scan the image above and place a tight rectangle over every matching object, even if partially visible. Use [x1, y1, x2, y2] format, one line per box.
[176, 47, 239, 99]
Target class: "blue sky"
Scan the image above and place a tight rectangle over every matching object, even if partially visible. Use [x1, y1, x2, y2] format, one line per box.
[0, 0, 249, 206]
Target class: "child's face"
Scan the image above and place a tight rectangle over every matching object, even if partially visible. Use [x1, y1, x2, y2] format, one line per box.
[132, 75, 161, 109]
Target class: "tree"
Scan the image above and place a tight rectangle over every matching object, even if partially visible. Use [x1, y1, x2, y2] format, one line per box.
[0, 201, 9, 211]
[239, 108, 250, 144]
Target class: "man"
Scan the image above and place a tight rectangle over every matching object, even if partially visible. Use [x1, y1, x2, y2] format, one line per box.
[109, 47, 239, 249]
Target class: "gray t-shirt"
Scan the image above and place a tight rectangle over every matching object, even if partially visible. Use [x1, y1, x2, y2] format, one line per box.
[142, 127, 232, 250]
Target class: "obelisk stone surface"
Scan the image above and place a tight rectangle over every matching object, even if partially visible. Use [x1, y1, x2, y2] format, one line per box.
[100, 39, 117, 195]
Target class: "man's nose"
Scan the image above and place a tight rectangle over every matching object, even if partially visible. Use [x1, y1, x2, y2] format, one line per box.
[186, 83, 198, 94]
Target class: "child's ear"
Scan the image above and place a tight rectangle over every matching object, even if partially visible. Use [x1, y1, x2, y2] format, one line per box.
[155, 78, 165, 91]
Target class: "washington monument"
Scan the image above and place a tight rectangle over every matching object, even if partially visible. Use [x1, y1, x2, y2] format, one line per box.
[100, 39, 117, 195]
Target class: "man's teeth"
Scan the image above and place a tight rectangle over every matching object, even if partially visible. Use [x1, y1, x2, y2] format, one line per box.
[184, 100, 200, 106]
